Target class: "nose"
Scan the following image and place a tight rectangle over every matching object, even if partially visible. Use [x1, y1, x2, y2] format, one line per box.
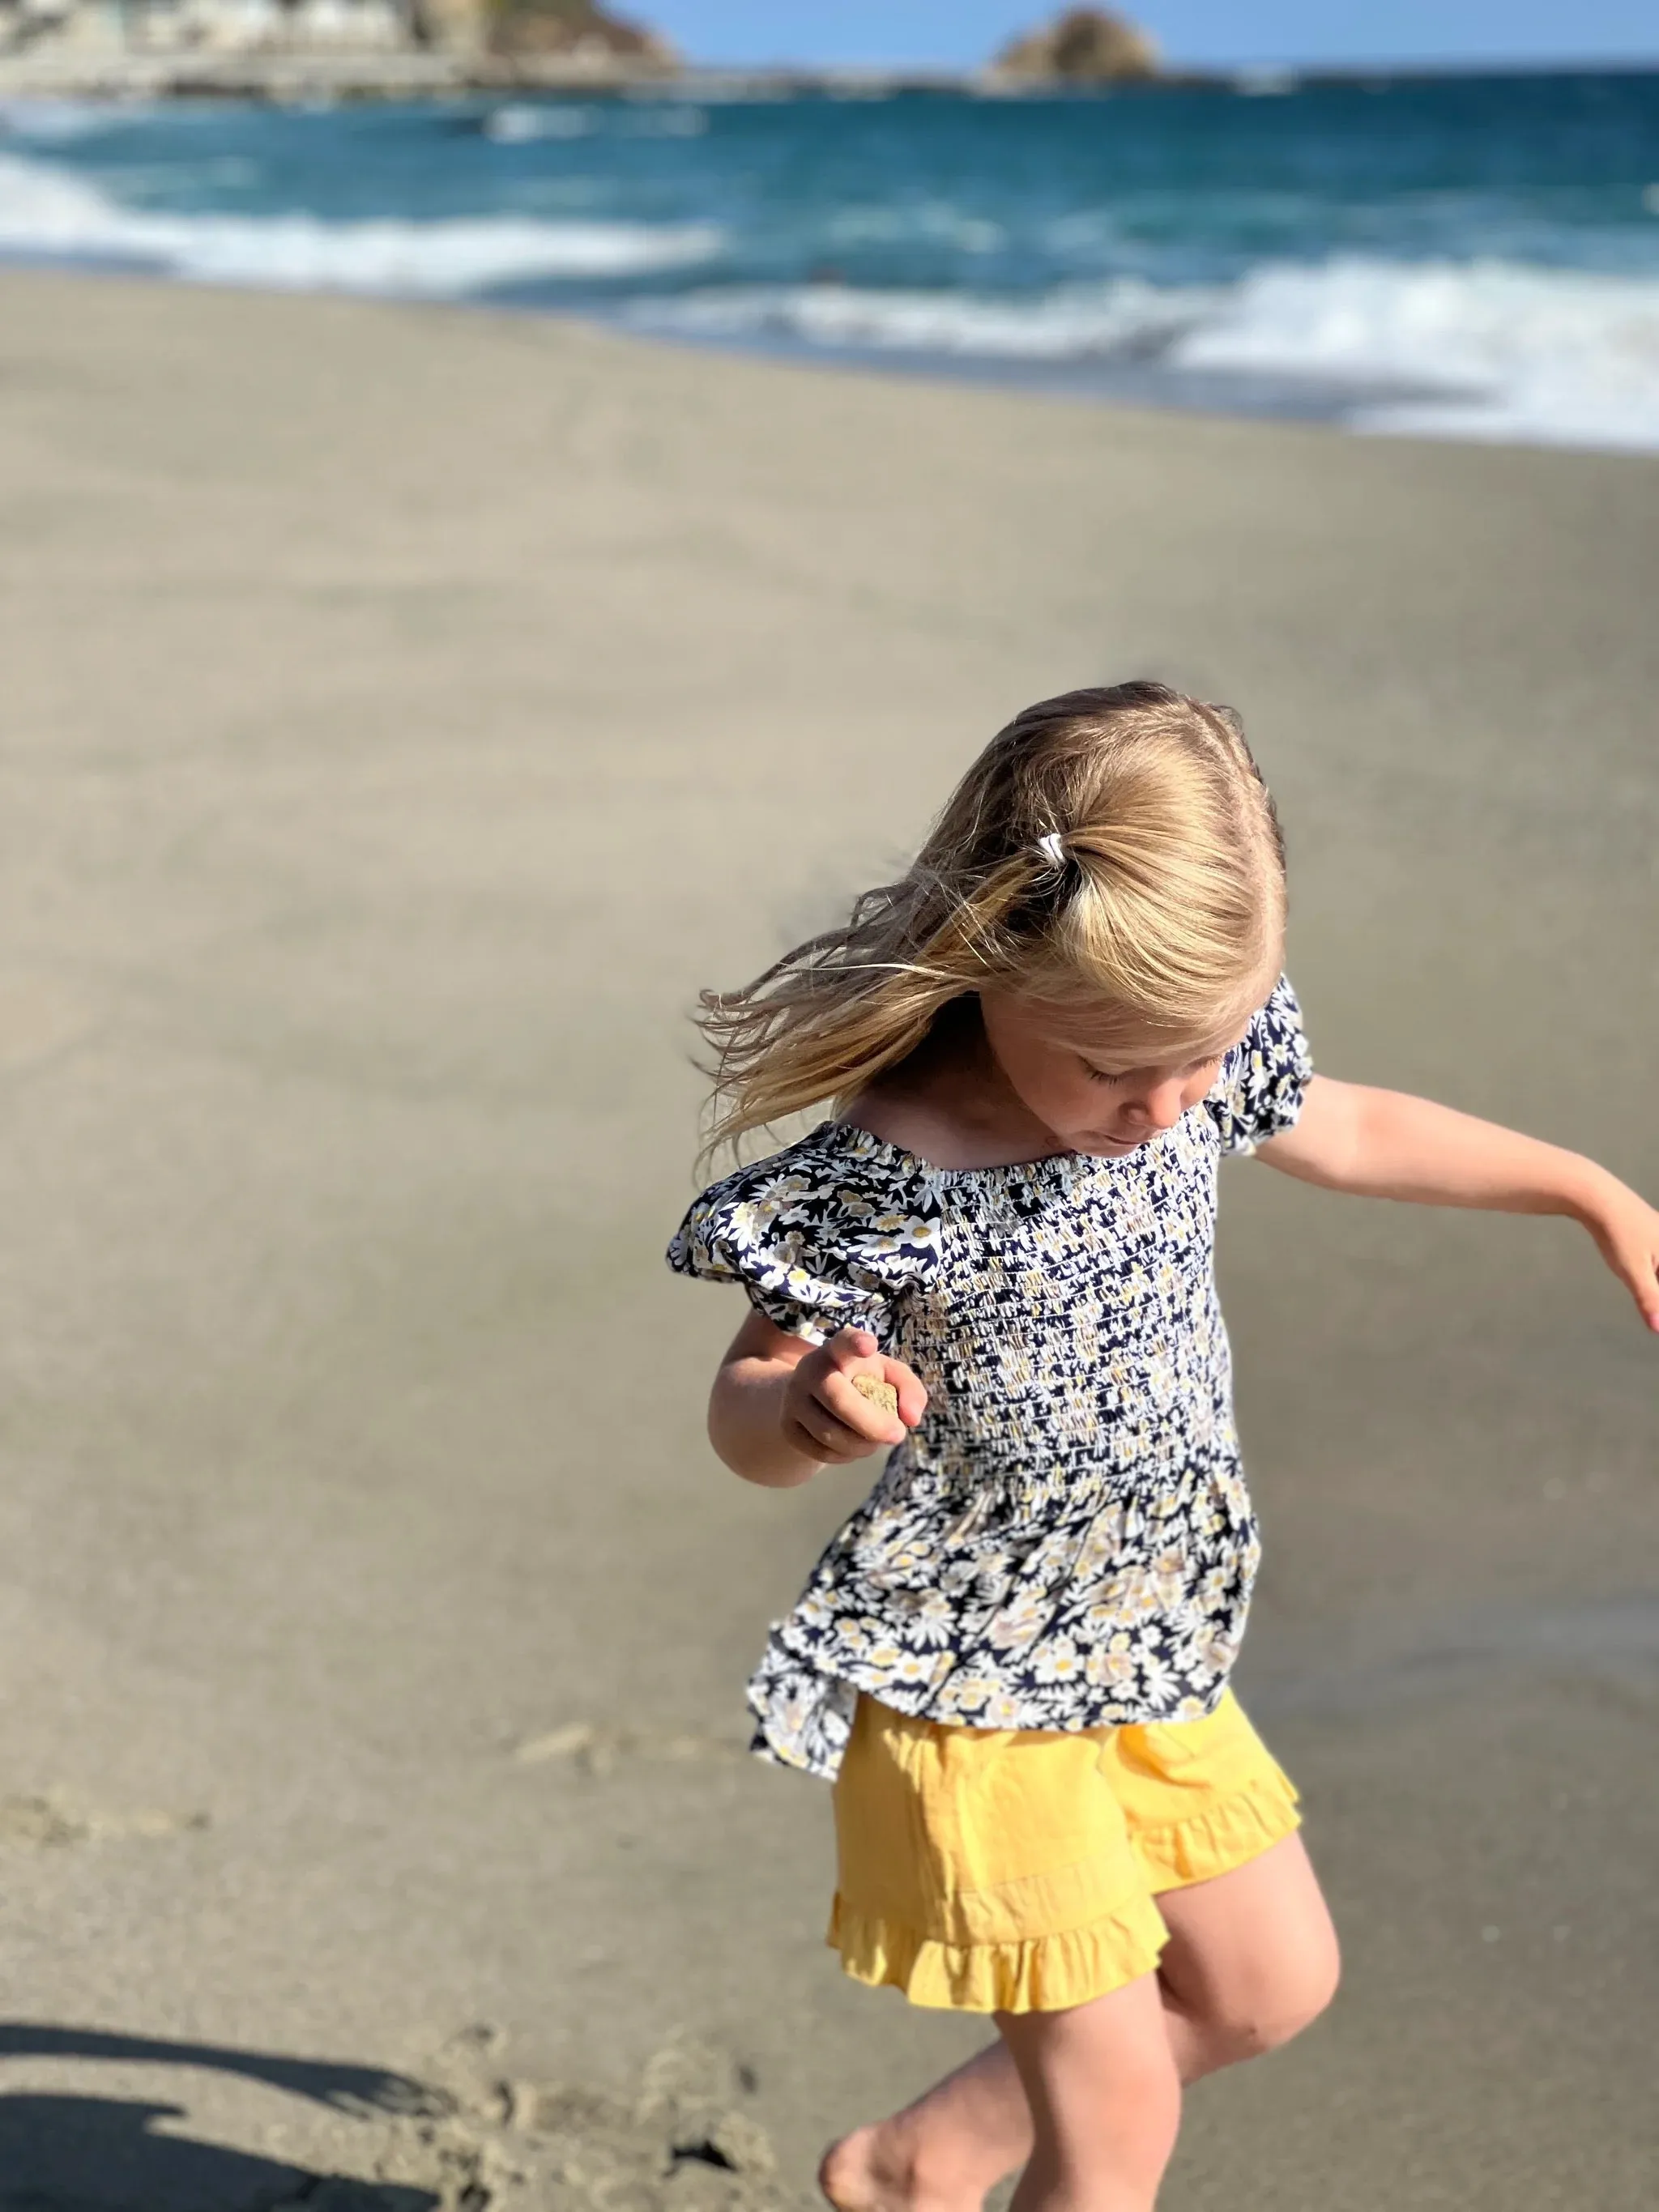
[1126, 1078, 1187, 1132]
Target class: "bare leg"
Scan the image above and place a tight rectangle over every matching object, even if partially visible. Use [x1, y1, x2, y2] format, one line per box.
[821, 1836, 1338, 2212]
[1000, 1975, 1181, 2212]
[1156, 1832, 1340, 2072]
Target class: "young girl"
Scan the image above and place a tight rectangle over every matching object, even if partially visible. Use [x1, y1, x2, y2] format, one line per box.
[666, 683, 1658, 2212]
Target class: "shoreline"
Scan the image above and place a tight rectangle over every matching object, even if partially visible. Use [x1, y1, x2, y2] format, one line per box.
[2, 246, 1654, 458]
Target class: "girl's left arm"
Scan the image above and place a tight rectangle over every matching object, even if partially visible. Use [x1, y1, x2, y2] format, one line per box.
[1256, 1075, 1659, 1333]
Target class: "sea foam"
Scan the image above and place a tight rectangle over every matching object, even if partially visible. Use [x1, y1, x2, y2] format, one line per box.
[0, 150, 723, 295]
[631, 259, 1659, 452]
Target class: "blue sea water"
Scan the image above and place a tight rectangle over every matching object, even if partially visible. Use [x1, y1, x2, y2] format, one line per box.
[2, 71, 1658, 446]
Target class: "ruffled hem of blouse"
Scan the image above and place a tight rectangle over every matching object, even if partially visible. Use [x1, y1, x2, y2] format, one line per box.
[746, 1656, 858, 1780]
[1134, 1769, 1302, 1893]
[747, 1639, 1277, 1786]
[827, 1889, 1171, 2015]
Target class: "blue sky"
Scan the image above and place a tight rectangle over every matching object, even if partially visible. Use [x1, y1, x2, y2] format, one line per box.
[639, 3, 1659, 70]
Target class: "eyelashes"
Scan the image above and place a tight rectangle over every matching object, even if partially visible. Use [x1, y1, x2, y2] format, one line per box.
[1078, 1056, 1222, 1086]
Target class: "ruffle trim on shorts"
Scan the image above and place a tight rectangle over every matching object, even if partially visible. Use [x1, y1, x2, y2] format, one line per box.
[1133, 1768, 1302, 1894]
[827, 1887, 1171, 2017]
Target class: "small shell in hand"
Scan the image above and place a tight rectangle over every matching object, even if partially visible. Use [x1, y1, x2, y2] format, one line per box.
[851, 1374, 899, 1419]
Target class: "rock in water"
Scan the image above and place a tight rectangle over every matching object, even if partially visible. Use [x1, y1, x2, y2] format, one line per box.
[992, 8, 1160, 83]
[851, 1375, 899, 1420]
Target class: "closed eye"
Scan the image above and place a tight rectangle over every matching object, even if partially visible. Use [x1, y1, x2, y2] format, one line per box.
[1080, 1055, 1222, 1085]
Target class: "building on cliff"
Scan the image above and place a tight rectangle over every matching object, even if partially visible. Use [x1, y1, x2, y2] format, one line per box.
[0, 0, 675, 65]
[0, 0, 411, 53]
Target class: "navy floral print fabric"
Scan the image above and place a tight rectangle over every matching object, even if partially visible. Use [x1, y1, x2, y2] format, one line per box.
[668, 977, 1312, 1779]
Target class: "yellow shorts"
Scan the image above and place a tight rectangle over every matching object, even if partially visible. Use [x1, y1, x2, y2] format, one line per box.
[829, 1688, 1300, 2015]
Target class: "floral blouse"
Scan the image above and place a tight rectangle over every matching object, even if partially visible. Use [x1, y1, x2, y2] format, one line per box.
[667, 976, 1313, 1781]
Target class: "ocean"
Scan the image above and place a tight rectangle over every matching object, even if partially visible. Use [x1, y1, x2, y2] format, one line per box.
[2, 70, 1658, 449]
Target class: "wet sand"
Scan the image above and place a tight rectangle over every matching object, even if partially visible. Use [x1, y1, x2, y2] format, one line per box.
[0, 266, 1654, 2209]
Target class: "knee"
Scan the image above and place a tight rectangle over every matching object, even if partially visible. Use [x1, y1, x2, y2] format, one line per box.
[1204, 1940, 1341, 2064]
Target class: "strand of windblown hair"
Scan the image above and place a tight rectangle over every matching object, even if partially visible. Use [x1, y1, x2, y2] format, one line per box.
[693, 853, 1055, 1157]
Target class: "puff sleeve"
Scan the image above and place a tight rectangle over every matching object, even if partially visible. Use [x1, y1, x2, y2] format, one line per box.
[667, 1130, 941, 1346]
[1204, 974, 1314, 1156]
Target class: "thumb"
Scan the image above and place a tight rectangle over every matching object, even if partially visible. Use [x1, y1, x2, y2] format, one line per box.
[827, 1327, 880, 1369]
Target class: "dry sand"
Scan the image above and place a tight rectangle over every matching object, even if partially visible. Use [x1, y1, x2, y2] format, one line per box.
[0, 267, 1653, 2210]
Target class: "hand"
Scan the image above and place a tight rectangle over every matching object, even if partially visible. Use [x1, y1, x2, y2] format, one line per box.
[1582, 1179, 1659, 1332]
[780, 1328, 928, 1464]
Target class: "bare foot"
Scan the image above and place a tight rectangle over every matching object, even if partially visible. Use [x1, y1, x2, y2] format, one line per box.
[821, 2120, 911, 2212]
[821, 2117, 978, 2212]
[820, 2043, 1029, 2212]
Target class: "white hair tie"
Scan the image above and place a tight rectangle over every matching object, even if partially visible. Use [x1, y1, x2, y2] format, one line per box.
[1034, 831, 1068, 868]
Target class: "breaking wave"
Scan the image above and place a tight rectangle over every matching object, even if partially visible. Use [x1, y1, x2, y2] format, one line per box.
[0, 149, 723, 295]
[630, 258, 1659, 450]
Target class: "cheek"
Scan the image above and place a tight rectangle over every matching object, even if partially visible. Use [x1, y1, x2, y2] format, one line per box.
[997, 1038, 1086, 1127]
[1028, 1063, 1102, 1132]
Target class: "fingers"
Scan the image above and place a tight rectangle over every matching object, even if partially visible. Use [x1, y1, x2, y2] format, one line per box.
[1612, 1264, 1659, 1332]
[819, 1375, 905, 1447]
[1606, 1227, 1659, 1332]
[1589, 1204, 1659, 1334]
[788, 1328, 927, 1456]
[825, 1329, 929, 1443]
[831, 1327, 937, 1433]
[783, 1408, 875, 1463]
[888, 1362, 930, 1428]
[1620, 1267, 1659, 1332]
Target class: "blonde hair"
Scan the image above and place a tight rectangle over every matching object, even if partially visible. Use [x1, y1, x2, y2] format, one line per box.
[697, 680, 1286, 1156]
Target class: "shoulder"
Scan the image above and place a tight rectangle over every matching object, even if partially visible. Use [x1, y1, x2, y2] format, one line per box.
[1204, 974, 1314, 1155]
[840, 1085, 964, 1168]
[666, 1123, 940, 1339]
[667, 1123, 941, 1276]
[680, 1122, 930, 1219]
[1227, 974, 1307, 1068]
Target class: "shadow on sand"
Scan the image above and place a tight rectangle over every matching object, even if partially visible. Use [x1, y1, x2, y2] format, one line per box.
[0, 2022, 444, 2211]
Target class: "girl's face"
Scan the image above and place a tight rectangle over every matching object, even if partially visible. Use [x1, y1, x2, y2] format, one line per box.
[979, 991, 1247, 1158]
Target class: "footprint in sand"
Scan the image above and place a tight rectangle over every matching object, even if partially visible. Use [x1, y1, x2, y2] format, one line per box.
[382, 2027, 791, 2212]
[510, 1724, 745, 1779]
[0, 1792, 210, 1847]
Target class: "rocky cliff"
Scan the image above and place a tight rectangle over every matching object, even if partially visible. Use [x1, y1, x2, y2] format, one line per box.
[992, 8, 1160, 83]
[415, 0, 677, 68]
[487, 0, 675, 65]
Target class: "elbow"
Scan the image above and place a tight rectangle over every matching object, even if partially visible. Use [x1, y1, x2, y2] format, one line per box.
[704, 1391, 748, 1479]
[706, 1387, 814, 1490]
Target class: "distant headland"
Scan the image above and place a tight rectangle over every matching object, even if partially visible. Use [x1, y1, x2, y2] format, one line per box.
[992, 10, 1161, 85]
[0, 4, 1179, 100]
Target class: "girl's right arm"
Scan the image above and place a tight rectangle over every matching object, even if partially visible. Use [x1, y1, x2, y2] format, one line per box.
[708, 1313, 928, 1488]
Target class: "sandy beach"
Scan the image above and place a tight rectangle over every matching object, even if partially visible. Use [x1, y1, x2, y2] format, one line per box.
[0, 266, 1654, 2209]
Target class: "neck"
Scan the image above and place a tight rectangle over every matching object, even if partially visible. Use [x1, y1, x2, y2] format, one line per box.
[847, 999, 1066, 1171]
